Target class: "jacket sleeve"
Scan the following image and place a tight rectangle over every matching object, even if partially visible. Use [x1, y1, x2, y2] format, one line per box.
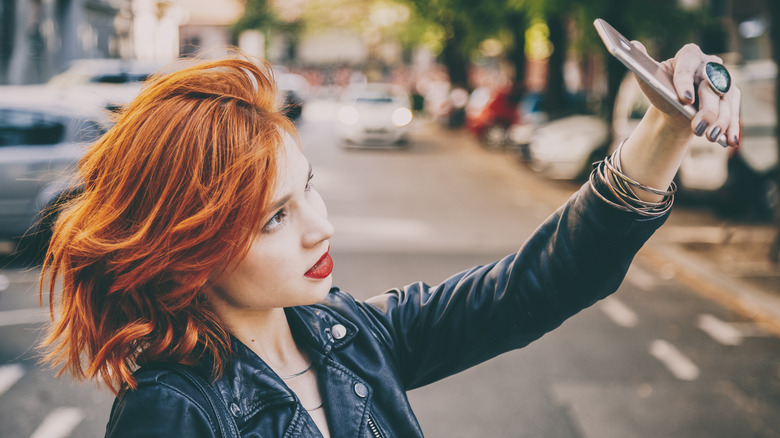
[104, 376, 218, 438]
[359, 180, 669, 390]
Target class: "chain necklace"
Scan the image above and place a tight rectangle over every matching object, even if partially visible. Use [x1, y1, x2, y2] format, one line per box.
[279, 362, 315, 379]
[277, 362, 322, 411]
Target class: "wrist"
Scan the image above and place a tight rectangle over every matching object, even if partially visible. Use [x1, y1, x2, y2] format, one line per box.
[645, 106, 693, 141]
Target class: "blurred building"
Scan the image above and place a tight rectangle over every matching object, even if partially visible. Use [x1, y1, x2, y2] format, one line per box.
[0, 0, 133, 84]
[178, 0, 242, 58]
[0, 0, 192, 85]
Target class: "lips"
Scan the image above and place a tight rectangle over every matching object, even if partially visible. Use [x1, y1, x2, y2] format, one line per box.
[304, 249, 333, 279]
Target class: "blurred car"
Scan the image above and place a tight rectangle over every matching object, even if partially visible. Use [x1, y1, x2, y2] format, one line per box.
[466, 86, 523, 148]
[47, 58, 168, 113]
[613, 65, 779, 217]
[0, 87, 109, 256]
[336, 83, 414, 146]
[275, 71, 311, 123]
[527, 114, 609, 179]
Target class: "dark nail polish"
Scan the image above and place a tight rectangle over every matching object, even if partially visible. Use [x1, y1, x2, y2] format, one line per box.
[733, 135, 740, 146]
[708, 126, 721, 141]
[684, 90, 694, 102]
[695, 121, 709, 136]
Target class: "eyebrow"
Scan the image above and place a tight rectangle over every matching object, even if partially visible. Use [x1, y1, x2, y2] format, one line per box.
[264, 162, 312, 216]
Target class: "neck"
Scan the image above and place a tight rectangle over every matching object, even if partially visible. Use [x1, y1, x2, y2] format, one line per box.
[212, 304, 310, 376]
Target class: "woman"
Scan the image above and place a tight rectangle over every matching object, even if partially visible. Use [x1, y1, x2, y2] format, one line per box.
[40, 41, 739, 438]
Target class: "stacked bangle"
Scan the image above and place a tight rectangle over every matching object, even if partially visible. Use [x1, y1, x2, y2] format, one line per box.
[589, 140, 676, 217]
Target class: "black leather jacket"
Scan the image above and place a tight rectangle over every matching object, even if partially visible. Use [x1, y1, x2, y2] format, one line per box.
[105, 181, 667, 437]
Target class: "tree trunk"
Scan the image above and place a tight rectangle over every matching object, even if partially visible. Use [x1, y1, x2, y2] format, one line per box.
[602, 3, 631, 147]
[768, 0, 780, 262]
[440, 20, 469, 128]
[440, 21, 469, 88]
[506, 10, 527, 87]
[543, 15, 567, 119]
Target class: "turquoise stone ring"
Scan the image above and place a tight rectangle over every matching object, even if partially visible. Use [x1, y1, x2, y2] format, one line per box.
[704, 62, 731, 96]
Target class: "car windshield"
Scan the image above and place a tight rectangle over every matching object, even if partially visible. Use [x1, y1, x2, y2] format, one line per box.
[0, 109, 66, 146]
[90, 73, 152, 84]
[356, 94, 394, 104]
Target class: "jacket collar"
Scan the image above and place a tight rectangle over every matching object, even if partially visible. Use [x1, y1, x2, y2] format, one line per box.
[285, 295, 359, 355]
[214, 291, 359, 423]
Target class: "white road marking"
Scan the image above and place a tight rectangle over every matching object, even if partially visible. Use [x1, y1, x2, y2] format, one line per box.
[0, 363, 25, 397]
[649, 339, 700, 381]
[599, 297, 638, 327]
[697, 314, 744, 346]
[0, 273, 9, 291]
[625, 265, 657, 291]
[696, 314, 770, 346]
[30, 407, 85, 438]
[0, 308, 51, 327]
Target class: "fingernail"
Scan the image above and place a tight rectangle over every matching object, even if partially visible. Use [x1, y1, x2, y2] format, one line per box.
[684, 90, 694, 102]
[708, 126, 721, 141]
[733, 135, 740, 146]
[695, 120, 709, 136]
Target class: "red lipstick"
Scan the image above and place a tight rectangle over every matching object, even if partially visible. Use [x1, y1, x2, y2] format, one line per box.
[305, 249, 333, 279]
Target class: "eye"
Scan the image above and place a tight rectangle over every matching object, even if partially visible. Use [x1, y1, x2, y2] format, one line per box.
[262, 208, 287, 233]
[305, 171, 314, 192]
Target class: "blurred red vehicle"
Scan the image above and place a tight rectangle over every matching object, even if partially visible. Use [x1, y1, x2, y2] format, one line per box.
[466, 85, 523, 147]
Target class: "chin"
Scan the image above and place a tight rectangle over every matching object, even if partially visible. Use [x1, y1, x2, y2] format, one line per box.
[299, 277, 333, 305]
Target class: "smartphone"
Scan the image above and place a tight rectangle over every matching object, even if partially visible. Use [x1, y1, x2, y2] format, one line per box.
[593, 18, 728, 147]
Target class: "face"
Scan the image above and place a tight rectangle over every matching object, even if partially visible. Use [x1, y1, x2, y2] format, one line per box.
[207, 134, 335, 314]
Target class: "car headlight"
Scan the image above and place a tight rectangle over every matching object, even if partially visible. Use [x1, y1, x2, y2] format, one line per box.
[391, 107, 413, 127]
[338, 106, 359, 125]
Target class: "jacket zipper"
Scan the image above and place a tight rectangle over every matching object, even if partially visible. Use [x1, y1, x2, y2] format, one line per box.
[367, 415, 383, 438]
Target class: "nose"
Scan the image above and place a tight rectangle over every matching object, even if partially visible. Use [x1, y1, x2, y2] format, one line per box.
[301, 192, 335, 248]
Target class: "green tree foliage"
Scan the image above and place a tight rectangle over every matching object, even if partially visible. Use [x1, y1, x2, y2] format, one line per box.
[232, 0, 278, 36]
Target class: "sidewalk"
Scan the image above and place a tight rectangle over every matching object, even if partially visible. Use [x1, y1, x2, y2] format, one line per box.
[641, 221, 780, 336]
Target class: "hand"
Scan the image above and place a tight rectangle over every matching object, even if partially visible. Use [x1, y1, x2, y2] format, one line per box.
[632, 42, 741, 147]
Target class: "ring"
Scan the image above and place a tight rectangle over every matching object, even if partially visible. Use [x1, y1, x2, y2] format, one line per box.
[703, 62, 731, 96]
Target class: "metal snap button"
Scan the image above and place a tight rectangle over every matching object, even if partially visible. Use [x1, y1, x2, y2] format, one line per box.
[354, 382, 368, 398]
[229, 402, 241, 417]
[331, 324, 347, 340]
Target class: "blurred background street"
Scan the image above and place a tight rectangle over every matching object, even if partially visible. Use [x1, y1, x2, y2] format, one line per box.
[1, 0, 780, 436]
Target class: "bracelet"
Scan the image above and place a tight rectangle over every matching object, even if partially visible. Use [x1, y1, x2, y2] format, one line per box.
[588, 140, 675, 217]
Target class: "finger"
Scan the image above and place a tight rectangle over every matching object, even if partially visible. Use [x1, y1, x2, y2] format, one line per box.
[706, 98, 731, 143]
[692, 81, 721, 137]
[724, 86, 741, 146]
[630, 40, 649, 57]
[671, 44, 705, 104]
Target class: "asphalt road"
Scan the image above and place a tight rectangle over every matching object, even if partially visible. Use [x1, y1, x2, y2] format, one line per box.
[1, 101, 779, 437]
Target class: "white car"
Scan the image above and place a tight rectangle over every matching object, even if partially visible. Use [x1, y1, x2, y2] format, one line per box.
[47, 58, 170, 113]
[0, 87, 110, 256]
[528, 115, 609, 180]
[336, 83, 413, 146]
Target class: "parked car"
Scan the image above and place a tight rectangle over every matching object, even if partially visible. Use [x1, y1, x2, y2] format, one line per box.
[613, 65, 779, 217]
[274, 68, 311, 123]
[336, 83, 413, 147]
[0, 88, 110, 258]
[47, 58, 169, 113]
[527, 114, 609, 180]
[466, 86, 524, 148]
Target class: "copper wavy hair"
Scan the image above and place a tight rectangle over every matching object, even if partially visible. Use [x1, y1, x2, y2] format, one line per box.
[39, 56, 294, 393]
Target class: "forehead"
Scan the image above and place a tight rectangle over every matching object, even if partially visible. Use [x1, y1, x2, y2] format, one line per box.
[275, 132, 308, 187]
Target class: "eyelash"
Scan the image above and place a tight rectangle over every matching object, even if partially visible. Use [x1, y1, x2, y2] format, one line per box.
[262, 171, 315, 233]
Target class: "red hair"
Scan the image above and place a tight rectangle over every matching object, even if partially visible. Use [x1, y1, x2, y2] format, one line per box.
[39, 56, 294, 393]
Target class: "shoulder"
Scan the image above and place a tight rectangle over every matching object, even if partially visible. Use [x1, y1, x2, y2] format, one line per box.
[105, 368, 217, 438]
